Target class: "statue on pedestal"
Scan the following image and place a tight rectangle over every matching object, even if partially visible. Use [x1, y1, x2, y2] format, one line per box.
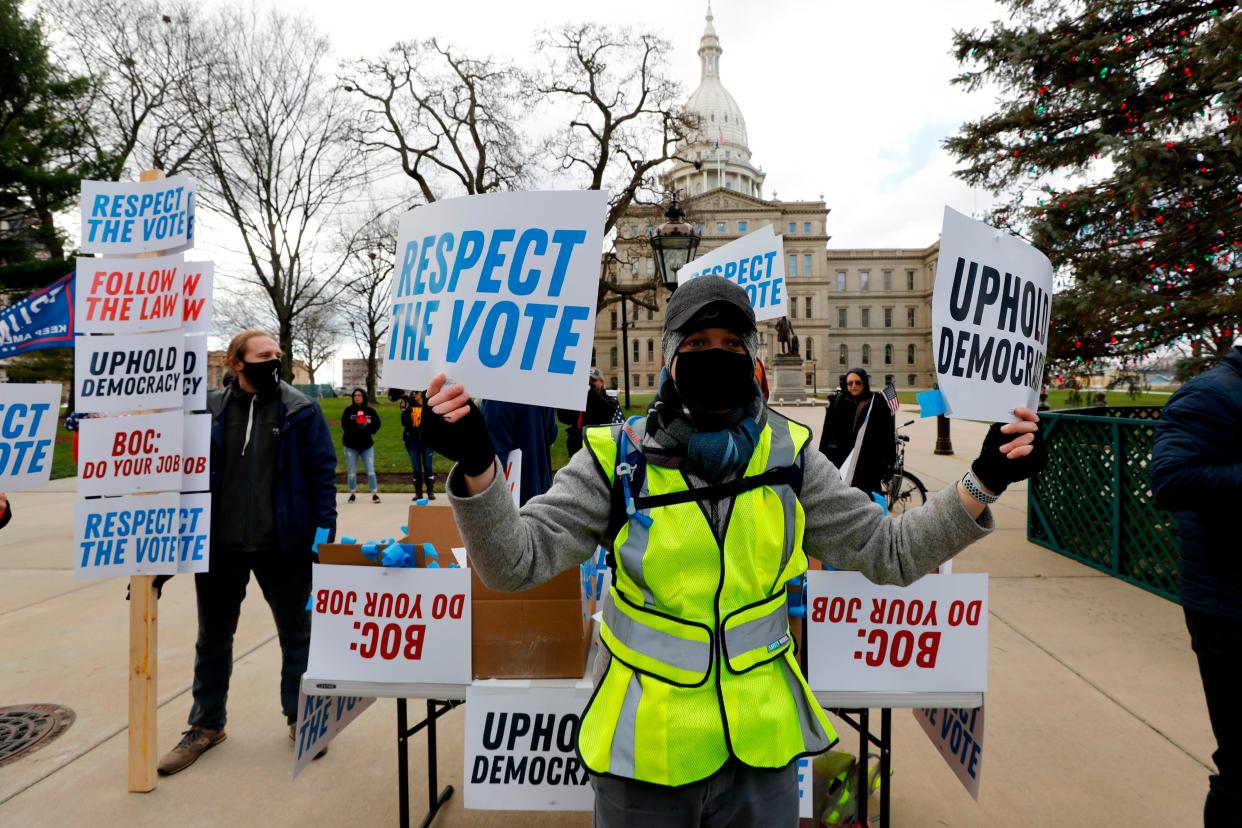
[775, 316, 800, 357]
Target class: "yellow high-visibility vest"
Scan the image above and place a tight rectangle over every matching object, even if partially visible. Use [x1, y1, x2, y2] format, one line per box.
[580, 411, 836, 786]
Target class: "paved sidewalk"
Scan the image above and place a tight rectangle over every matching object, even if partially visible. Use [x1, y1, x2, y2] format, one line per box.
[0, 407, 1212, 826]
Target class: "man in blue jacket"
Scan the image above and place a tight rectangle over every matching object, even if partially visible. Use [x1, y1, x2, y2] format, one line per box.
[1151, 344, 1242, 827]
[159, 331, 338, 775]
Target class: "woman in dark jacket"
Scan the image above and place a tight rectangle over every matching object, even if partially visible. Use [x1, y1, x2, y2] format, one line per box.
[819, 368, 895, 495]
[341, 388, 381, 503]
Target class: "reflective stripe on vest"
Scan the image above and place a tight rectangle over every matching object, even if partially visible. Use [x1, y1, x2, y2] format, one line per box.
[601, 591, 712, 686]
[721, 591, 790, 672]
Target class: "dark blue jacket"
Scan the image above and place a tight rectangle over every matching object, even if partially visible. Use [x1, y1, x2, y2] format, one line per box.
[1150, 346, 1242, 620]
[481, 400, 558, 506]
[208, 382, 338, 556]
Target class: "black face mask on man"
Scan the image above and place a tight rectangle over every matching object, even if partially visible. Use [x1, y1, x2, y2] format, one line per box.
[672, 348, 755, 412]
[240, 359, 281, 394]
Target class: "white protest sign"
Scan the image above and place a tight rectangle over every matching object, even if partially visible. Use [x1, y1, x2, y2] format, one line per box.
[77, 410, 184, 496]
[180, 413, 210, 492]
[293, 690, 375, 778]
[806, 571, 988, 693]
[678, 226, 786, 321]
[502, 448, 522, 508]
[797, 756, 813, 818]
[74, 330, 183, 414]
[380, 190, 608, 411]
[183, 334, 207, 411]
[914, 702, 985, 800]
[74, 255, 184, 333]
[73, 492, 181, 578]
[177, 491, 211, 573]
[932, 207, 1053, 422]
[79, 176, 195, 255]
[0, 384, 61, 491]
[464, 683, 594, 811]
[181, 261, 213, 333]
[305, 564, 472, 685]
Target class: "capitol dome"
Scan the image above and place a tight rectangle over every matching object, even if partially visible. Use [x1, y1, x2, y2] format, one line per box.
[666, 6, 765, 198]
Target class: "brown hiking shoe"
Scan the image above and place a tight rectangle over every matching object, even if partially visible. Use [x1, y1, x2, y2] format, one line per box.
[157, 727, 226, 775]
[289, 723, 328, 759]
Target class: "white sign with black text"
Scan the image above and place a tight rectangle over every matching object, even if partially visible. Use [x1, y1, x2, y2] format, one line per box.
[74, 329, 183, 415]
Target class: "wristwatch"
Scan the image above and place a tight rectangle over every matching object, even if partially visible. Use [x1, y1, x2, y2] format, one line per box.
[961, 470, 999, 505]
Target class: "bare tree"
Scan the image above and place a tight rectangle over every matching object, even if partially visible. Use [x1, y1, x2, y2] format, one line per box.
[214, 285, 341, 386]
[40, 0, 212, 178]
[531, 23, 697, 312]
[342, 39, 528, 202]
[293, 303, 344, 385]
[183, 6, 367, 380]
[338, 211, 397, 402]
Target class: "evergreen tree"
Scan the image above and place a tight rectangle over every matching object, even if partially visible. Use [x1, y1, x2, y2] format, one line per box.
[0, 0, 109, 295]
[947, 0, 1241, 369]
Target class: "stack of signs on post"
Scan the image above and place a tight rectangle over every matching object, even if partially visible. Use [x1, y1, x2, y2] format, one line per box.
[932, 207, 1053, 422]
[73, 176, 214, 578]
[678, 226, 786, 320]
[379, 190, 608, 410]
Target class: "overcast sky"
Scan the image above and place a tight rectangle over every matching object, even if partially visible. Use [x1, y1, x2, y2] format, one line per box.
[291, 0, 1008, 250]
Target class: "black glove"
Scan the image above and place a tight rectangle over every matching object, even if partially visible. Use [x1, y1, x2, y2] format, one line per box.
[125, 574, 174, 601]
[971, 421, 1048, 495]
[420, 398, 497, 477]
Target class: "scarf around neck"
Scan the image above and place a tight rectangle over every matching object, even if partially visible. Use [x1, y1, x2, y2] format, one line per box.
[642, 369, 767, 482]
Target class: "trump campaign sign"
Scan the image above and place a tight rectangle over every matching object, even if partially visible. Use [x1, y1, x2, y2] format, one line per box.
[380, 191, 607, 411]
[932, 207, 1053, 422]
[805, 571, 988, 694]
[678, 226, 786, 320]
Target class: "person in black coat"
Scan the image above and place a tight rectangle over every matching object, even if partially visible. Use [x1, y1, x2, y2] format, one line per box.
[818, 367, 895, 495]
[341, 388, 382, 503]
[558, 368, 620, 455]
[1151, 345, 1242, 827]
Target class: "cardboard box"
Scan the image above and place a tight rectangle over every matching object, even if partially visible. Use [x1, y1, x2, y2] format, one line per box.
[318, 505, 593, 680]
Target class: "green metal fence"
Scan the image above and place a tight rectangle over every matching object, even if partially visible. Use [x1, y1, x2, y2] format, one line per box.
[1027, 406, 1181, 603]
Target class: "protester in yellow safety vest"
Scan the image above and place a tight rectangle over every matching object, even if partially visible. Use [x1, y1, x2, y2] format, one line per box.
[421, 276, 1046, 828]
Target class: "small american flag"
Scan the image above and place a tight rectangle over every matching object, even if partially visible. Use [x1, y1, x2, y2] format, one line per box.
[883, 383, 901, 415]
[611, 403, 625, 424]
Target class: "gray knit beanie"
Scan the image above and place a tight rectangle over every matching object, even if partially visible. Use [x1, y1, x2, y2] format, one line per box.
[661, 276, 759, 368]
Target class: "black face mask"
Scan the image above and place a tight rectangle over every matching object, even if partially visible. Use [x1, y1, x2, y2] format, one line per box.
[240, 358, 281, 394]
[672, 348, 755, 412]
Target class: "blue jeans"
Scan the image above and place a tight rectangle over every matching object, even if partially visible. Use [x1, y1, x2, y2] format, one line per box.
[344, 446, 377, 493]
[404, 439, 435, 484]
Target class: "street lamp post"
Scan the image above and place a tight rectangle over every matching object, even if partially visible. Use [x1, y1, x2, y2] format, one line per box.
[649, 191, 701, 293]
[620, 294, 631, 410]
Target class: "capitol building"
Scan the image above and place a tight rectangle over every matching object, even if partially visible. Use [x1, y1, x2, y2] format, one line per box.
[595, 8, 938, 397]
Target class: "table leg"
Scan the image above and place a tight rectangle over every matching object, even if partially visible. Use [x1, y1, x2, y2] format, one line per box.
[857, 708, 869, 827]
[420, 700, 456, 828]
[398, 699, 410, 828]
[880, 708, 892, 828]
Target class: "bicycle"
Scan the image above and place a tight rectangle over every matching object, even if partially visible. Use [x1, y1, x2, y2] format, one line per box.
[882, 419, 927, 515]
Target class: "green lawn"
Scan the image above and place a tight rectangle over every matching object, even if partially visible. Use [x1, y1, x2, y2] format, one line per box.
[889, 389, 1170, 409]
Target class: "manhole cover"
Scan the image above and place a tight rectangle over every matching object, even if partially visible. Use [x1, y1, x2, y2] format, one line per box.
[0, 704, 76, 768]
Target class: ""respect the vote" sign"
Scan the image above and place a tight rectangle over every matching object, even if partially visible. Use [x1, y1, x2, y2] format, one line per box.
[678, 226, 786, 320]
[806, 571, 988, 694]
[932, 207, 1053, 422]
[380, 191, 607, 411]
[79, 176, 195, 256]
[0, 384, 61, 491]
[305, 565, 472, 685]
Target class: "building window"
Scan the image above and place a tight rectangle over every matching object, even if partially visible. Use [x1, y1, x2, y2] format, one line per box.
[647, 339, 654, 363]
[647, 306, 654, 321]
[908, 373, 916, 386]
[610, 377, 618, 389]
[646, 259, 654, 276]
[883, 270, 892, 291]
[630, 224, 639, 237]
[789, 254, 797, 276]
[632, 340, 639, 363]
[884, 344, 893, 365]
[907, 344, 916, 365]
[885, 374, 894, 386]
[804, 254, 812, 276]
[884, 308, 893, 328]
[907, 270, 915, 291]
[610, 311, 617, 330]
[632, 374, 639, 389]
[837, 271, 847, 292]
[717, 222, 727, 234]
[647, 374, 654, 388]
[860, 271, 870, 291]
[862, 344, 871, 365]
[738, 220, 748, 233]
[803, 222, 811, 234]
[837, 307, 847, 329]
[806, 337, 814, 361]
[806, 373, 814, 386]
[645, 225, 653, 236]
[907, 307, 916, 327]
[788, 222, 796, 234]
[839, 344, 848, 366]
[790, 297, 798, 319]
[861, 308, 870, 328]
[805, 297, 813, 318]
[610, 346, 617, 368]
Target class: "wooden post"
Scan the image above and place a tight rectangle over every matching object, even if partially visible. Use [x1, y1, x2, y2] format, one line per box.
[128, 166, 164, 793]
